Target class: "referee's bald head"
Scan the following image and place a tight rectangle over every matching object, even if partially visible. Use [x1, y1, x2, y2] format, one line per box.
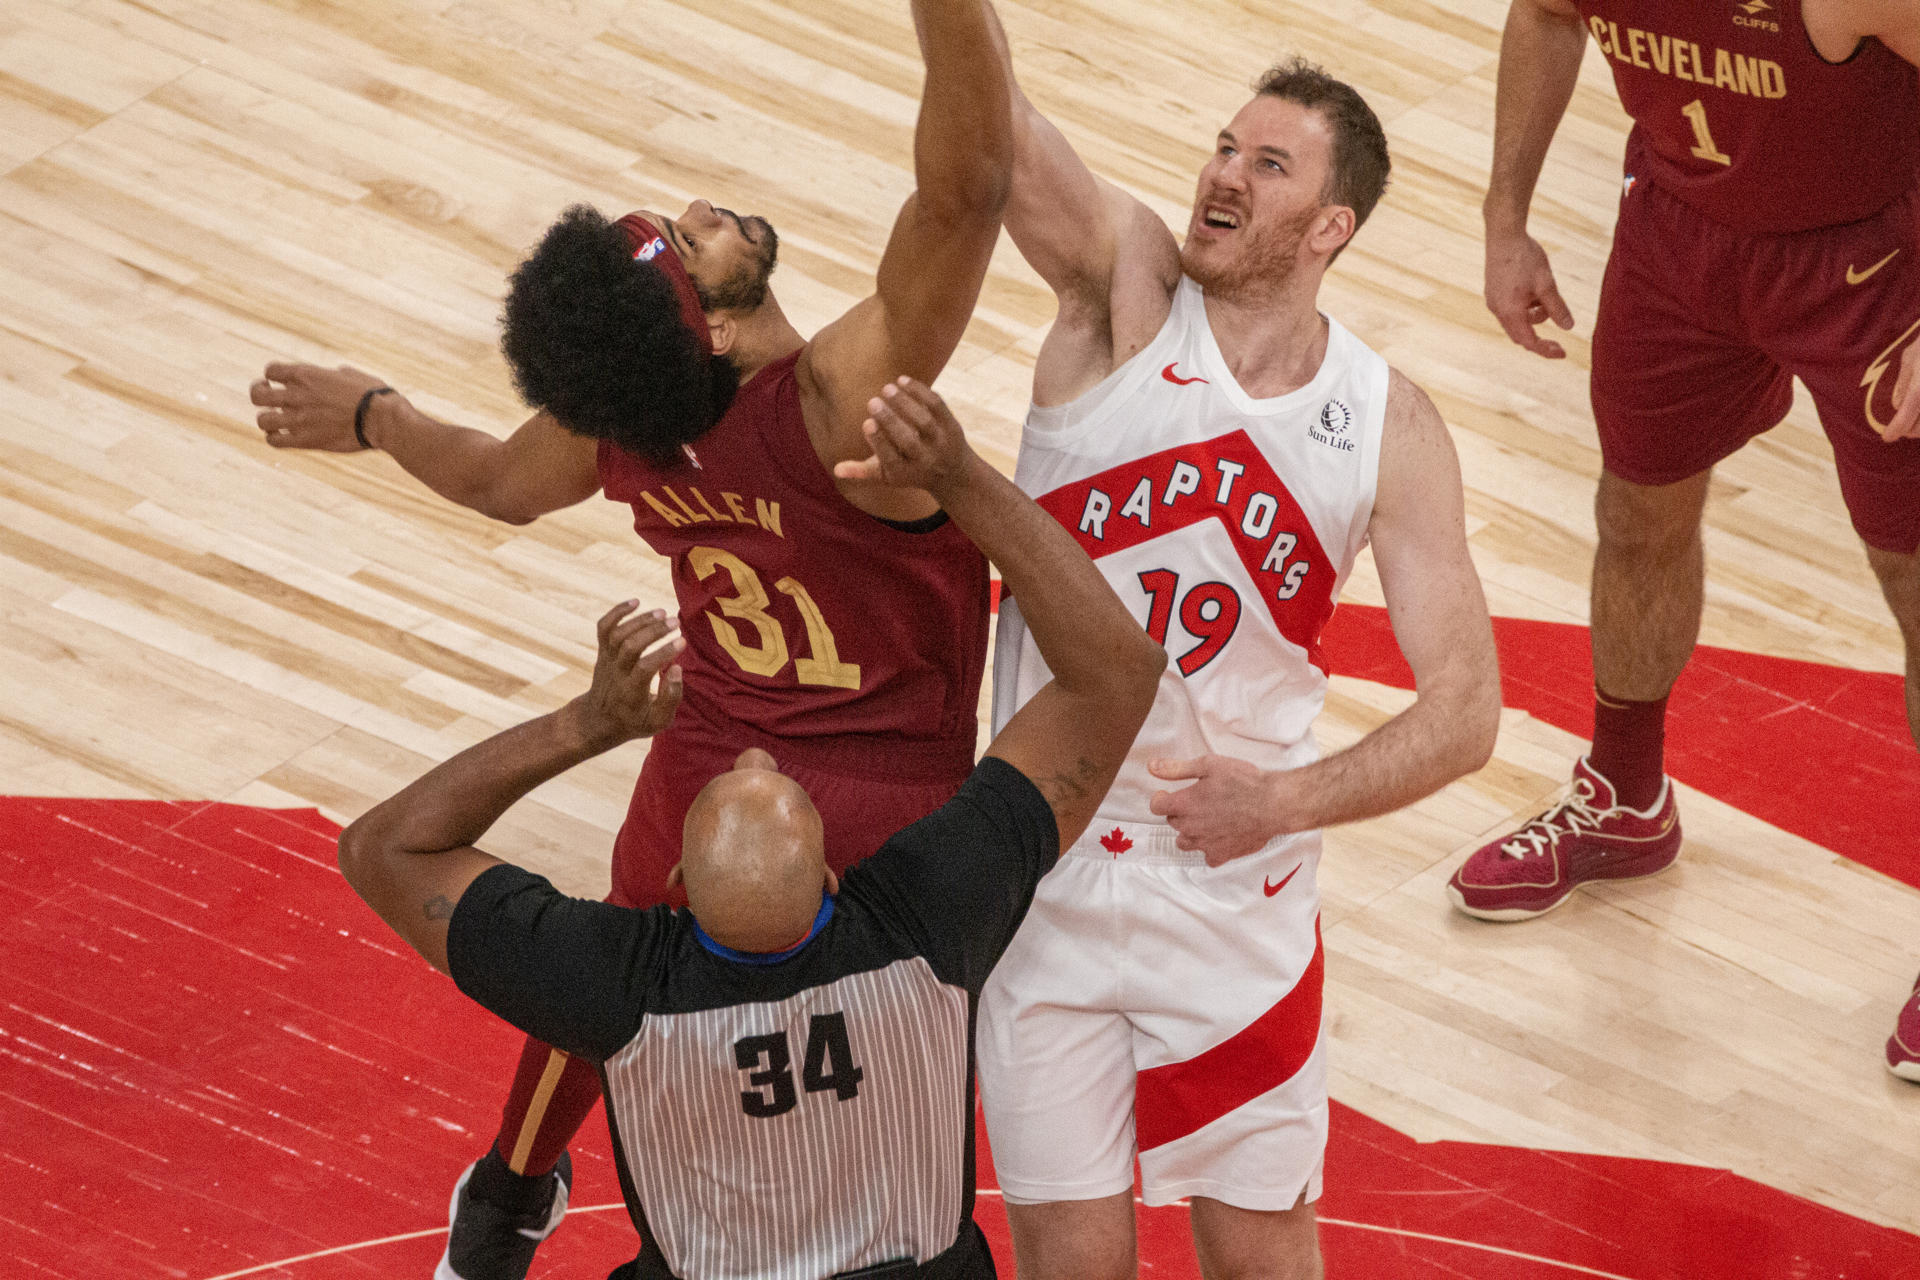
[675, 748, 832, 952]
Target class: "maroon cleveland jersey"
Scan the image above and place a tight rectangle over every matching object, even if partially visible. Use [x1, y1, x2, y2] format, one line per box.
[1574, 0, 1918, 232]
[598, 348, 989, 761]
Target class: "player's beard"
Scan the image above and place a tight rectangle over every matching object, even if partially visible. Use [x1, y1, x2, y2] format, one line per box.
[698, 216, 781, 313]
[1180, 204, 1318, 302]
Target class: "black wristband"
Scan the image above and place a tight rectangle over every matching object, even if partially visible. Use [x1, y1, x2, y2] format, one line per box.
[353, 385, 395, 450]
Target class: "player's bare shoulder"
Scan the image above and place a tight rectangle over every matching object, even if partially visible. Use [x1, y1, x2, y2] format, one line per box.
[1381, 366, 1454, 455]
[1032, 188, 1182, 408]
[1108, 196, 1184, 359]
[1373, 365, 1469, 524]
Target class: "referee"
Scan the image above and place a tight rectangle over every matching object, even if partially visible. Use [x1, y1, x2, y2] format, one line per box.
[338, 377, 1166, 1280]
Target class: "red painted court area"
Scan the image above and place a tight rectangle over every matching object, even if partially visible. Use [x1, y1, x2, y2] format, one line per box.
[8, 792, 1920, 1280]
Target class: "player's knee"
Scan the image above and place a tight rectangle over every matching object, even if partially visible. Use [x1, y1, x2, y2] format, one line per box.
[1008, 1198, 1137, 1280]
[1196, 1240, 1322, 1280]
[1190, 1196, 1322, 1280]
[1594, 470, 1706, 558]
[1013, 1239, 1135, 1280]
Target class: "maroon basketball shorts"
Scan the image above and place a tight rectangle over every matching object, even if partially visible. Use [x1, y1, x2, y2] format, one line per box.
[605, 704, 974, 909]
[1591, 177, 1920, 553]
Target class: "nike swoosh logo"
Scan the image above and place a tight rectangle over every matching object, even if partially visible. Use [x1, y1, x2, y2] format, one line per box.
[1263, 862, 1303, 898]
[1847, 250, 1898, 285]
[1161, 362, 1209, 386]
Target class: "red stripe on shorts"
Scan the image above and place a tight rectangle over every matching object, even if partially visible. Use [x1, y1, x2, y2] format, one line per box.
[1133, 918, 1324, 1152]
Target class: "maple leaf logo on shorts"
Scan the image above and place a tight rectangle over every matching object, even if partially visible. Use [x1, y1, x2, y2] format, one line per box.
[1100, 827, 1134, 857]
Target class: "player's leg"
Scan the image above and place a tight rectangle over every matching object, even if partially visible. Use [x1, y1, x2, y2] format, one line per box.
[1840, 509, 1920, 1084]
[1866, 544, 1920, 746]
[979, 854, 1140, 1280]
[1126, 840, 1328, 1277]
[1754, 182, 1920, 1076]
[1863, 516, 1920, 1083]
[439, 1040, 592, 1280]
[1189, 1193, 1322, 1280]
[1005, 1193, 1138, 1280]
[1590, 466, 1710, 721]
[1450, 180, 1789, 920]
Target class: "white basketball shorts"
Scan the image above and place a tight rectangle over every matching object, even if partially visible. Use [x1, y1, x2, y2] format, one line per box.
[977, 818, 1327, 1211]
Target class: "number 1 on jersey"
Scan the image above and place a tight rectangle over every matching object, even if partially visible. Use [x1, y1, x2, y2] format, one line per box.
[1681, 99, 1731, 166]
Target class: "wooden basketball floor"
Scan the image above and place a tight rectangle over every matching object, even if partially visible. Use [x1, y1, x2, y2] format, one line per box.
[3, 0, 1918, 1274]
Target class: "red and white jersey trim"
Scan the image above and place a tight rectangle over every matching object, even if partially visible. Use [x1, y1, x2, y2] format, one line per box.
[993, 276, 1389, 829]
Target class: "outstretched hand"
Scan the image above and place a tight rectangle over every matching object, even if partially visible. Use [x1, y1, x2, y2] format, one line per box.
[251, 362, 393, 452]
[1148, 754, 1299, 866]
[832, 377, 978, 498]
[573, 602, 685, 751]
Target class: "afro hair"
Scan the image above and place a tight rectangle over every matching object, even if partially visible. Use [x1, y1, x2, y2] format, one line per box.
[501, 205, 739, 467]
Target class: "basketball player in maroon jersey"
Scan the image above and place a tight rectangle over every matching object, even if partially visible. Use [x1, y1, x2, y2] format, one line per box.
[1449, 0, 1920, 1076]
[250, 3, 1010, 1275]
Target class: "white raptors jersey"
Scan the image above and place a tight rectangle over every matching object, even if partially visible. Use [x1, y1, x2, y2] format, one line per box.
[993, 276, 1388, 832]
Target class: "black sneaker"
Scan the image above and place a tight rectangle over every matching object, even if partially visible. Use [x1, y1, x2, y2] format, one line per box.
[435, 1151, 572, 1280]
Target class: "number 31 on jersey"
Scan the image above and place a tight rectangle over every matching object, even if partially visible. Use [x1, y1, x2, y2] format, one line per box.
[691, 546, 862, 689]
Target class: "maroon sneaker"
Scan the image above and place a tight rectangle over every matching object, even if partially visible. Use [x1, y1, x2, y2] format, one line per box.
[1889, 974, 1920, 1083]
[1447, 757, 1681, 921]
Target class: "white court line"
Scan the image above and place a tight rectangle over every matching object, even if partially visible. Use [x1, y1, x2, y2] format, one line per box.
[197, 1195, 1644, 1280]
[196, 1206, 631, 1280]
[1315, 1217, 1644, 1280]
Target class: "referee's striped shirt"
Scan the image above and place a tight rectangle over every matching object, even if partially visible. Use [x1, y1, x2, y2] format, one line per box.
[449, 758, 1058, 1280]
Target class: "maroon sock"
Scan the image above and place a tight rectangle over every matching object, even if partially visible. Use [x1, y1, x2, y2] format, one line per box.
[493, 1034, 604, 1178]
[1590, 687, 1669, 811]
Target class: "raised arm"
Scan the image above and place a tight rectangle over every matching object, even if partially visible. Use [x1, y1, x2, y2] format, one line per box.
[1149, 373, 1500, 860]
[338, 605, 684, 973]
[1482, 0, 1587, 359]
[838, 379, 1165, 847]
[799, 0, 1011, 470]
[252, 362, 602, 524]
[982, 1, 1180, 403]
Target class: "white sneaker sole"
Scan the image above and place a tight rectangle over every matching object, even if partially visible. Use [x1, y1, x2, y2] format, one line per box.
[1447, 857, 1681, 923]
[1445, 881, 1574, 923]
[1892, 1056, 1920, 1083]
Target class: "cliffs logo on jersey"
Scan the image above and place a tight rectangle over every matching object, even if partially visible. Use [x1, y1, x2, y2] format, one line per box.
[1732, 0, 1780, 33]
[1035, 430, 1338, 672]
[1312, 401, 1354, 452]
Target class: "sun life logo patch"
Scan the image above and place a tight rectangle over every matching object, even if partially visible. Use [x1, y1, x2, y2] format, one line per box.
[1310, 400, 1356, 452]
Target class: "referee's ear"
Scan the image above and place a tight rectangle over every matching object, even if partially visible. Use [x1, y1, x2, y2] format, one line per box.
[666, 862, 685, 891]
[824, 865, 839, 895]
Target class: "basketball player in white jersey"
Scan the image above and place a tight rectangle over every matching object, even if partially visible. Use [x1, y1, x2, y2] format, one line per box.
[975, 14, 1503, 1277]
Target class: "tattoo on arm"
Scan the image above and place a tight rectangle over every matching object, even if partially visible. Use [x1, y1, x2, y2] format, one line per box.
[423, 894, 457, 921]
[1035, 756, 1101, 810]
